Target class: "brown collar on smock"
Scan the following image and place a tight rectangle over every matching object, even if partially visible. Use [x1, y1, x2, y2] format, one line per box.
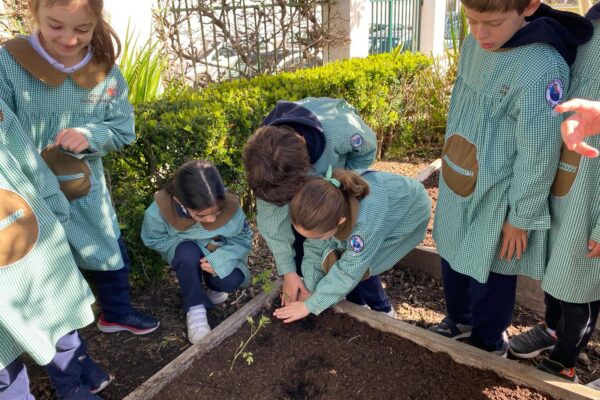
[334, 196, 359, 241]
[154, 189, 241, 232]
[3, 37, 111, 89]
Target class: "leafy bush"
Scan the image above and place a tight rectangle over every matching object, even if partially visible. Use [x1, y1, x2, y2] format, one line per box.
[106, 51, 434, 282]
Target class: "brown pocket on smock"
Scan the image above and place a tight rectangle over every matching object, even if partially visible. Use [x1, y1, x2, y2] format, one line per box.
[441, 135, 479, 197]
[41, 145, 91, 201]
[550, 144, 581, 197]
[0, 189, 39, 267]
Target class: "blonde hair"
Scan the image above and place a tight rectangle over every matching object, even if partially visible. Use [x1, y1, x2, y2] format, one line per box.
[28, 0, 121, 65]
[290, 169, 370, 234]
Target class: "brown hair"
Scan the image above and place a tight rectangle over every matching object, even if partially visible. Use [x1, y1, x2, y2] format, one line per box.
[28, 0, 121, 65]
[290, 169, 369, 234]
[243, 125, 311, 206]
[164, 160, 226, 212]
[460, 0, 534, 13]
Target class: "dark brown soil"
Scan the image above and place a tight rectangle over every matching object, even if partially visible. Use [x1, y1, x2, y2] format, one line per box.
[157, 309, 553, 400]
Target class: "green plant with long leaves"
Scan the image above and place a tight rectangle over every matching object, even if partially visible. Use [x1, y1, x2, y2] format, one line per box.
[229, 315, 270, 372]
[120, 22, 172, 105]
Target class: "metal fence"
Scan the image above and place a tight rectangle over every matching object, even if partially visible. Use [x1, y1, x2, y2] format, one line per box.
[369, 0, 422, 54]
[158, 0, 330, 86]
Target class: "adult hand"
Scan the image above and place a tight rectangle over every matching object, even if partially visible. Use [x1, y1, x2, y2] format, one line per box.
[200, 257, 216, 275]
[273, 301, 310, 323]
[555, 99, 600, 158]
[281, 272, 308, 305]
[54, 128, 90, 153]
[499, 222, 528, 261]
[588, 239, 600, 259]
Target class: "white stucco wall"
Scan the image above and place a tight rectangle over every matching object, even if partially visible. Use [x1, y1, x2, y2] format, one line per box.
[103, 0, 154, 54]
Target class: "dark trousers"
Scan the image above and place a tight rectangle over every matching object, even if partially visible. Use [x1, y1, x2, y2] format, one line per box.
[346, 275, 392, 312]
[0, 331, 88, 400]
[544, 292, 600, 368]
[171, 241, 245, 313]
[441, 258, 517, 352]
[292, 225, 305, 276]
[87, 236, 134, 320]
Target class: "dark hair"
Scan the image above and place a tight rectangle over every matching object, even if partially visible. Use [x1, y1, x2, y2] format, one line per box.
[290, 169, 369, 234]
[461, 0, 534, 13]
[29, 0, 122, 65]
[243, 125, 311, 206]
[164, 160, 226, 211]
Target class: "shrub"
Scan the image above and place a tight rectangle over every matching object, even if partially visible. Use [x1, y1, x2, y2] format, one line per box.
[105, 51, 433, 282]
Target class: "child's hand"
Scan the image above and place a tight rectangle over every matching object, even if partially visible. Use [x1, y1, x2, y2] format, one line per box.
[54, 128, 90, 153]
[282, 272, 309, 305]
[199, 257, 216, 275]
[588, 239, 600, 259]
[273, 301, 310, 323]
[499, 222, 528, 261]
[555, 99, 600, 158]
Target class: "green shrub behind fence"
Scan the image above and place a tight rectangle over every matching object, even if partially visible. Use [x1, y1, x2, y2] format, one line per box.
[105, 51, 434, 282]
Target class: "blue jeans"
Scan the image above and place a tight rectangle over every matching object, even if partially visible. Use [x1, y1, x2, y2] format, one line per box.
[346, 275, 392, 313]
[171, 241, 245, 312]
[441, 258, 516, 352]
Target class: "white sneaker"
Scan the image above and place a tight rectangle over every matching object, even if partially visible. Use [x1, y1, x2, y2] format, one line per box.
[206, 289, 229, 305]
[186, 305, 211, 344]
[385, 308, 397, 318]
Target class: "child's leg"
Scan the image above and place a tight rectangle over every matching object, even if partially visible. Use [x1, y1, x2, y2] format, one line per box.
[93, 237, 159, 334]
[544, 292, 563, 331]
[0, 359, 34, 400]
[346, 275, 392, 313]
[75, 336, 111, 394]
[470, 272, 517, 352]
[204, 268, 245, 295]
[171, 241, 213, 312]
[45, 331, 99, 399]
[548, 296, 600, 369]
[292, 225, 306, 276]
[441, 258, 473, 325]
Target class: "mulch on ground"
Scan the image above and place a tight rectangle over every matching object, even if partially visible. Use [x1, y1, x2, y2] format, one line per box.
[28, 158, 600, 398]
[156, 309, 553, 400]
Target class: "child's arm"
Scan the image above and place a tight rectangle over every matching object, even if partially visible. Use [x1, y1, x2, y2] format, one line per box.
[140, 204, 172, 260]
[203, 211, 253, 279]
[69, 70, 136, 158]
[344, 110, 378, 171]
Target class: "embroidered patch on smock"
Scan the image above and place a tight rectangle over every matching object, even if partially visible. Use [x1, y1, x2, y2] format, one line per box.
[349, 235, 364, 253]
[107, 87, 118, 97]
[350, 134, 363, 149]
[545, 79, 563, 107]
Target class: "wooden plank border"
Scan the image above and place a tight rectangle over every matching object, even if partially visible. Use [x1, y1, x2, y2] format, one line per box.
[333, 300, 600, 400]
[124, 281, 282, 400]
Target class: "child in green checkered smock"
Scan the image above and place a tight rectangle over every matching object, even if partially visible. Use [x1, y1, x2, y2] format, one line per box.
[243, 97, 377, 306]
[0, 100, 110, 399]
[0, 0, 158, 335]
[273, 168, 430, 322]
[428, 0, 592, 356]
[508, 6, 600, 383]
[142, 160, 252, 344]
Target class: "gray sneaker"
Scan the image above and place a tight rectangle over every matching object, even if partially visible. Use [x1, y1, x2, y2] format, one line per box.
[509, 323, 556, 359]
[428, 316, 473, 339]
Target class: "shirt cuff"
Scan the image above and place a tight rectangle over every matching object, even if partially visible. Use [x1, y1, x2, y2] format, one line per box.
[507, 211, 550, 231]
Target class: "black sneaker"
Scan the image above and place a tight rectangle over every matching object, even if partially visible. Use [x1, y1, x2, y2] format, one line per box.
[538, 358, 579, 383]
[508, 323, 556, 359]
[427, 316, 472, 339]
[78, 354, 112, 394]
[97, 311, 159, 335]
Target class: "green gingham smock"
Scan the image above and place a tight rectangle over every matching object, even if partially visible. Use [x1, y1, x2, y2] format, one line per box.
[256, 97, 378, 277]
[542, 21, 600, 303]
[302, 171, 430, 315]
[0, 107, 95, 368]
[432, 35, 567, 283]
[141, 192, 253, 284]
[0, 38, 136, 271]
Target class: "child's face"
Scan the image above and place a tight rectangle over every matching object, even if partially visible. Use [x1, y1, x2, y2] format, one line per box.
[36, 0, 96, 66]
[294, 224, 338, 241]
[186, 205, 221, 223]
[463, 1, 539, 51]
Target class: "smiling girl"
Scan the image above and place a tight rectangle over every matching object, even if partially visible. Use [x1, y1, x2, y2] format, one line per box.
[0, 0, 159, 339]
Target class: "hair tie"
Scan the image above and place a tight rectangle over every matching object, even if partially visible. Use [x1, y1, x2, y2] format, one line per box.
[323, 165, 341, 188]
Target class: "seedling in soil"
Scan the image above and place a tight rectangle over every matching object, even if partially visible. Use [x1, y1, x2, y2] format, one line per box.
[229, 315, 270, 372]
[251, 269, 275, 293]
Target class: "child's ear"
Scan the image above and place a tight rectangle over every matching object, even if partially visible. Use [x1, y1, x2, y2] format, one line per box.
[523, 0, 541, 17]
[338, 217, 347, 226]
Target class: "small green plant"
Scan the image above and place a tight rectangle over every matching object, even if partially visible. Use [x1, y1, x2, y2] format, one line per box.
[229, 315, 270, 372]
[251, 268, 275, 293]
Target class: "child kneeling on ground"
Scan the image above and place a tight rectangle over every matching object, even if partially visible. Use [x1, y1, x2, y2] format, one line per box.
[142, 160, 253, 344]
[273, 168, 430, 322]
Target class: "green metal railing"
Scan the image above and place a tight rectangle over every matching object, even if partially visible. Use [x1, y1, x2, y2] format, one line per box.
[164, 0, 329, 85]
[369, 0, 422, 54]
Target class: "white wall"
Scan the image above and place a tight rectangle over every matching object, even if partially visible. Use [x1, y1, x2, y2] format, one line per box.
[103, 0, 154, 55]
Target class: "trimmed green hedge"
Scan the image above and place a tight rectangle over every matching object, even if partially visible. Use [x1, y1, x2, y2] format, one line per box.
[105, 52, 432, 282]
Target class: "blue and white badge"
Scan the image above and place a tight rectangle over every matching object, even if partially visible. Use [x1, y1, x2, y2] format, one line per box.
[546, 79, 563, 108]
[350, 134, 363, 150]
[349, 235, 364, 253]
